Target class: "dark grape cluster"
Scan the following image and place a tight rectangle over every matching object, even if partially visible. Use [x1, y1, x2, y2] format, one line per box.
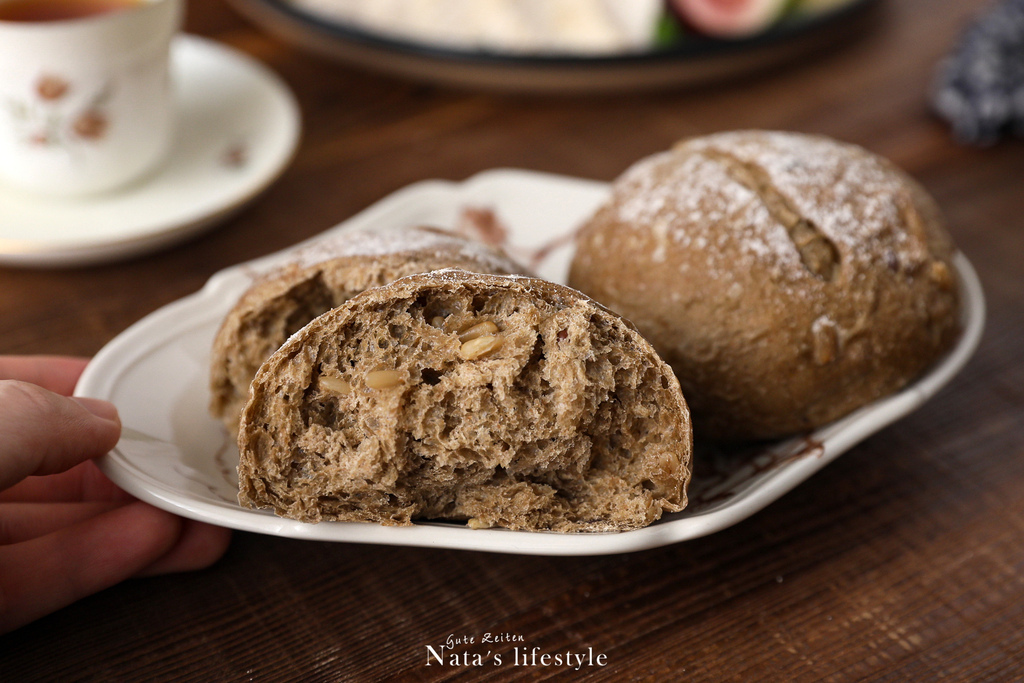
[933, 0, 1024, 145]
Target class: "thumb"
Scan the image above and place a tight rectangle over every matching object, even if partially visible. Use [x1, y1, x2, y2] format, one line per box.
[0, 381, 121, 491]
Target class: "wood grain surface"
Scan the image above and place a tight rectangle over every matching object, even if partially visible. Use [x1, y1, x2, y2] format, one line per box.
[3, 0, 1024, 680]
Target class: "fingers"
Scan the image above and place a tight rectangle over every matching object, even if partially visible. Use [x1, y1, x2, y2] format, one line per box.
[0, 501, 181, 634]
[0, 500, 229, 565]
[139, 520, 232, 577]
[0, 356, 90, 396]
[0, 462, 133, 504]
[0, 381, 121, 491]
[0, 501, 123, 544]
[0, 354, 230, 633]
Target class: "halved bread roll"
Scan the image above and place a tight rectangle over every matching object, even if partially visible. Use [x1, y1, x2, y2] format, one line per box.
[210, 227, 525, 436]
[237, 270, 692, 532]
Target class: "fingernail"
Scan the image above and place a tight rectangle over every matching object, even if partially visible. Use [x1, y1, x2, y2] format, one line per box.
[72, 397, 120, 423]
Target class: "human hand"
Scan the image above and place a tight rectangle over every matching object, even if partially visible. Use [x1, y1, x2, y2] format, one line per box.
[0, 356, 232, 634]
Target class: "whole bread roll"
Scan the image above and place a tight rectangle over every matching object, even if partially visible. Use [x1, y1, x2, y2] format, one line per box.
[210, 227, 525, 435]
[569, 130, 960, 440]
[237, 270, 692, 532]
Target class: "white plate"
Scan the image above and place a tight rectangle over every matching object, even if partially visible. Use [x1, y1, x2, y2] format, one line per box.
[0, 34, 300, 268]
[76, 169, 986, 556]
[227, 0, 877, 93]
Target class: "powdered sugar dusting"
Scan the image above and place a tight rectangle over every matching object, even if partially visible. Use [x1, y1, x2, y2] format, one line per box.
[610, 131, 925, 283]
[693, 132, 909, 256]
[613, 145, 803, 279]
[285, 226, 522, 275]
[811, 314, 835, 335]
[407, 267, 535, 286]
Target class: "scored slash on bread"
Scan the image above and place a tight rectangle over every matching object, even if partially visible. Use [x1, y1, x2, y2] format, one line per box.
[237, 270, 692, 532]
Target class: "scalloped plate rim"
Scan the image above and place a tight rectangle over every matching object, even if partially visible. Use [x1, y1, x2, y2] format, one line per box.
[76, 168, 985, 556]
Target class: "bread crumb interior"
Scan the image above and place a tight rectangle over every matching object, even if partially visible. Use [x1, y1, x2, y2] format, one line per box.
[270, 286, 683, 531]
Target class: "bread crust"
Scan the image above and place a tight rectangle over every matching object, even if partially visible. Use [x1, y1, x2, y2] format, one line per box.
[209, 227, 525, 435]
[569, 131, 960, 440]
[237, 270, 692, 532]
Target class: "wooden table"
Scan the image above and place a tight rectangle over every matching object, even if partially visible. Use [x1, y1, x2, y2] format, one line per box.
[3, 0, 1023, 679]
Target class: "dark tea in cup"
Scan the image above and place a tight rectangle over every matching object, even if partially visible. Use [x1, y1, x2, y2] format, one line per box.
[0, 0, 141, 22]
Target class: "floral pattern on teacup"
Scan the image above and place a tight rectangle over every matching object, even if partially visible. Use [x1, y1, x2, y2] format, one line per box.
[4, 73, 113, 151]
[221, 140, 249, 169]
[36, 75, 69, 101]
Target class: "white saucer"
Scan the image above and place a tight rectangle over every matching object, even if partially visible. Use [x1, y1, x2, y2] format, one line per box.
[0, 34, 301, 268]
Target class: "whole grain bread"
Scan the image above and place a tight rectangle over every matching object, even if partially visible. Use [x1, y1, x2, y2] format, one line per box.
[209, 227, 525, 435]
[237, 269, 692, 532]
[569, 130, 961, 440]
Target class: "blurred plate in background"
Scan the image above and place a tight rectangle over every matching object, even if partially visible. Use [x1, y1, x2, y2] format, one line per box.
[226, 0, 879, 93]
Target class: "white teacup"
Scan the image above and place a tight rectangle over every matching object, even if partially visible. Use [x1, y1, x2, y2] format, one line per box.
[0, 0, 183, 197]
